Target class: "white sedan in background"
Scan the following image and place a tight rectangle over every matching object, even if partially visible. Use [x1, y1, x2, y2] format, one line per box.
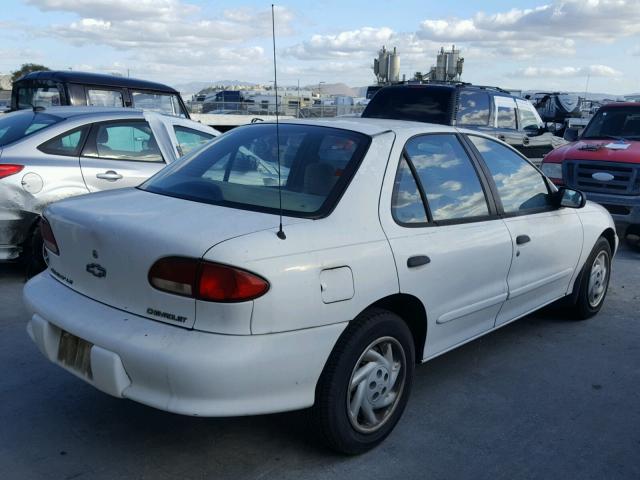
[24, 118, 616, 454]
[0, 106, 219, 268]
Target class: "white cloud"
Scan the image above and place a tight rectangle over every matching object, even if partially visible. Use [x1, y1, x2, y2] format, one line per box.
[417, 0, 640, 58]
[285, 27, 395, 60]
[26, 0, 198, 21]
[511, 64, 623, 78]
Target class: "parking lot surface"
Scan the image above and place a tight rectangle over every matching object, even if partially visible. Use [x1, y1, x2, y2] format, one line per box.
[1, 245, 639, 480]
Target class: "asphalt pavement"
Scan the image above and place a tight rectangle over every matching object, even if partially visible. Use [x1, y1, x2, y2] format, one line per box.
[1, 244, 638, 480]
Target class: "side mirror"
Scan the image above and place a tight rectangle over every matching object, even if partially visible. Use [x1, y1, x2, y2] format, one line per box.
[563, 127, 579, 142]
[557, 187, 586, 209]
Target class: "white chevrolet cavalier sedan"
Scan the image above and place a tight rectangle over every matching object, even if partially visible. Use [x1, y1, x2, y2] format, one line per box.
[24, 119, 617, 454]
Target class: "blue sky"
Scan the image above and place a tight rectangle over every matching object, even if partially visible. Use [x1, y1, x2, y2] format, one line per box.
[1, 0, 639, 94]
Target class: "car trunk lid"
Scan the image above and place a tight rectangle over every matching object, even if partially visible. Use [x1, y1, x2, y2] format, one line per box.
[44, 188, 303, 329]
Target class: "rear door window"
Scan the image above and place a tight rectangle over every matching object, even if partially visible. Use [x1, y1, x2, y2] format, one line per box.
[456, 90, 491, 126]
[173, 126, 214, 156]
[87, 89, 124, 107]
[404, 134, 490, 222]
[84, 121, 164, 163]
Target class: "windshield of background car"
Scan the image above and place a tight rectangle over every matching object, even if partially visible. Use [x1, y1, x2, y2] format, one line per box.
[0, 111, 63, 147]
[582, 107, 640, 140]
[362, 87, 454, 125]
[141, 124, 371, 217]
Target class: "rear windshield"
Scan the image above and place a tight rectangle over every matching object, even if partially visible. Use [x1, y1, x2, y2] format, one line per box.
[362, 86, 454, 125]
[141, 124, 371, 218]
[582, 106, 640, 140]
[0, 111, 63, 147]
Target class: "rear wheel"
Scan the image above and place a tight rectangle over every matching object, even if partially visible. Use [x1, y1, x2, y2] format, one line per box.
[572, 237, 612, 319]
[312, 308, 415, 454]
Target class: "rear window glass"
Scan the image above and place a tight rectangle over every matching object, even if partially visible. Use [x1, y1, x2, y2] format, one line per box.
[362, 87, 454, 125]
[0, 111, 63, 147]
[141, 124, 371, 218]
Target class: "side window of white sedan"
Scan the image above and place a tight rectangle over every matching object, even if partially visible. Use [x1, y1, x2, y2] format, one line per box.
[468, 135, 551, 214]
[392, 134, 490, 224]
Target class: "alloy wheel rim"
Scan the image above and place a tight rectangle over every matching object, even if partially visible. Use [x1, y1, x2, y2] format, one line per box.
[346, 336, 406, 434]
[588, 251, 609, 308]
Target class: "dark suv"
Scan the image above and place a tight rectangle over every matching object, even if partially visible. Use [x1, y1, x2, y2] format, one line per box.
[362, 83, 554, 161]
[11, 71, 189, 118]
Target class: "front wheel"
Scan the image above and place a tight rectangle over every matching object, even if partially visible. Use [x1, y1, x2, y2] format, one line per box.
[572, 237, 612, 320]
[312, 308, 415, 454]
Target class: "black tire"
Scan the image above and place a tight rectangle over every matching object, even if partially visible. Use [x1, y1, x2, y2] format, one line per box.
[571, 237, 612, 320]
[24, 223, 48, 279]
[312, 308, 415, 455]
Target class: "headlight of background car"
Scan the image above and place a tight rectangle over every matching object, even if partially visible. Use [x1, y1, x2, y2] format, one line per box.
[541, 162, 563, 179]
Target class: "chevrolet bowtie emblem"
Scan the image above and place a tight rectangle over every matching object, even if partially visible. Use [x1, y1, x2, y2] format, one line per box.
[86, 263, 106, 278]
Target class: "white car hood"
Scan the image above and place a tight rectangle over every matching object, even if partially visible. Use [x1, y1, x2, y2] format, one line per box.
[44, 187, 306, 329]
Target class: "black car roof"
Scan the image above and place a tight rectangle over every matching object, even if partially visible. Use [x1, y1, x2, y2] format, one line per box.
[15, 71, 179, 93]
[380, 83, 512, 95]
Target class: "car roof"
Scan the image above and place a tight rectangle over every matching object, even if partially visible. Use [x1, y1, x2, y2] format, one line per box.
[9, 106, 147, 120]
[15, 71, 179, 93]
[377, 83, 512, 95]
[277, 117, 458, 136]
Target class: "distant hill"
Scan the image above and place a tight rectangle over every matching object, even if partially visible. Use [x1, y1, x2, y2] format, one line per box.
[173, 80, 258, 95]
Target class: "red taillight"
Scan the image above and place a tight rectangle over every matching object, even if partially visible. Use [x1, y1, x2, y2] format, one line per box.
[149, 257, 269, 302]
[40, 218, 59, 255]
[0, 164, 24, 180]
[198, 262, 270, 302]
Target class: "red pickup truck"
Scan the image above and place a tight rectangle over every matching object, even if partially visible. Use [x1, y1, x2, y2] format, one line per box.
[541, 102, 640, 246]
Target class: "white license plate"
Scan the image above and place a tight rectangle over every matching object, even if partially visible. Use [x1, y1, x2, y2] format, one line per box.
[57, 330, 93, 379]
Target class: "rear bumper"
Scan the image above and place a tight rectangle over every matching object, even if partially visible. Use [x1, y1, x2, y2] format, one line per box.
[23, 272, 346, 417]
[0, 209, 37, 260]
[583, 191, 640, 236]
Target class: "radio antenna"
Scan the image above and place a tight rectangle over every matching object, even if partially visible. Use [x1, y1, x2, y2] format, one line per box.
[272, 4, 286, 240]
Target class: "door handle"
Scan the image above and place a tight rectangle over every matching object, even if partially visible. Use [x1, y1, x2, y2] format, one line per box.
[498, 134, 506, 141]
[96, 170, 123, 181]
[516, 235, 531, 245]
[407, 255, 431, 268]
